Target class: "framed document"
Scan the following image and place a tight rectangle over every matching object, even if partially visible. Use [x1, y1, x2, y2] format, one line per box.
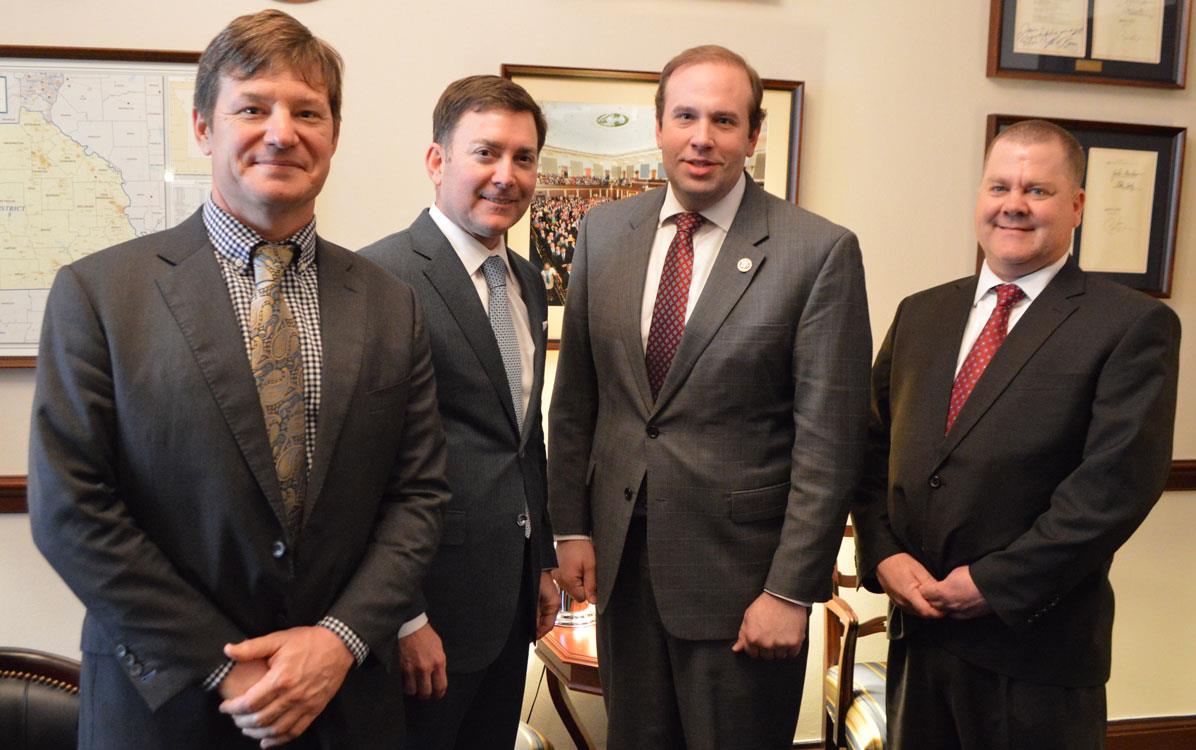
[983, 115, 1185, 296]
[987, 0, 1193, 87]
[502, 64, 804, 342]
[0, 46, 204, 367]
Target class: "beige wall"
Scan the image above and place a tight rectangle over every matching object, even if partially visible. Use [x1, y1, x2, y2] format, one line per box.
[2, 1, 1193, 745]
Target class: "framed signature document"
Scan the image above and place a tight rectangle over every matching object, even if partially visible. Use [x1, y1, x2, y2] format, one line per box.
[984, 115, 1185, 296]
[987, 0, 1192, 87]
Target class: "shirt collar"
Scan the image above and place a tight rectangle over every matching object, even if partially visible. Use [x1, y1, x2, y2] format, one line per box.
[658, 171, 747, 232]
[428, 204, 513, 279]
[202, 199, 318, 275]
[973, 252, 1069, 306]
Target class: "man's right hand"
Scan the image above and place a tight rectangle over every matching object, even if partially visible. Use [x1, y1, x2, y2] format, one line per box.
[553, 539, 597, 605]
[875, 553, 945, 619]
[398, 623, 447, 699]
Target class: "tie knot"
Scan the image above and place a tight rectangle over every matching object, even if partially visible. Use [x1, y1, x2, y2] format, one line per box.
[253, 243, 295, 284]
[672, 212, 705, 237]
[481, 255, 507, 290]
[994, 283, 1026, 309]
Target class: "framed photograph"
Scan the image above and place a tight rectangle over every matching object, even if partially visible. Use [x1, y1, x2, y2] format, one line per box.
[987, 0, 1193, 88]
[0, 46, 205, 367]
[501, 63, 804, 341]
[983, 114, 1185, 296]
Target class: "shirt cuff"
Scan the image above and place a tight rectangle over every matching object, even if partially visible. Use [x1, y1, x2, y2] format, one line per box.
[202, 659, 235, 691]
[764, 589, 811, 608]
[318, 616, 369, 666]
[397, 613, 429, 639]
[554, 534, 591, 542]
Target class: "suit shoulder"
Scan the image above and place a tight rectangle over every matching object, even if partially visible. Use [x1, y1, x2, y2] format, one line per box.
[358, 227, 416, 272]
[1082, 272, 1174, 316]
[583, 187, 662, 227]
[763, 192, 854, 241]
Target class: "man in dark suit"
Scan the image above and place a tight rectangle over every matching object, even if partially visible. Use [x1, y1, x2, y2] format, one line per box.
[27, 11, 448, 749]
[359, 75, 558, 750]
[549, 46, 872, 749]
[852, 119, 1180, 749]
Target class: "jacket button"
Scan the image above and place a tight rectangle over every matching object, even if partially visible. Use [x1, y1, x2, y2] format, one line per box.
[271, 540, 287, 559]
[129, 663, 143, 677]
[646, 424, 659, 438]
[115, 644, 128, 658]
[517, 513, 529, 528]
[623, 487, 633, 501]
[123, 653, 136, 668]
[929, 475, 942, 489]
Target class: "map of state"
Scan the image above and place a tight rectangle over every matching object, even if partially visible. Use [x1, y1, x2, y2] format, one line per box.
[0, 58, 210, 357]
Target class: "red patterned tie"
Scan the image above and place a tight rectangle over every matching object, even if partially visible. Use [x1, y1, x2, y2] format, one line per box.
[645, 212, 705, 400]
[945, 283, 1026, 434]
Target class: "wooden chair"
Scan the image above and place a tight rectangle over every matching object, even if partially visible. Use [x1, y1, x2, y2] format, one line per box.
[822, 530, 888, 750]
[0, 647, 81, 750]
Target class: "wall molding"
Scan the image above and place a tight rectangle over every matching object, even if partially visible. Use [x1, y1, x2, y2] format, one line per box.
[1107, 715, 1196, 750]
[0, 475, 26, 513]
[2, 461, 1194, 514]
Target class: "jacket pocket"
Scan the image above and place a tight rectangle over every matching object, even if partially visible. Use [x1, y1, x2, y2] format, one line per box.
[727, 482, 789, 522]
[366, 377, 410, 413]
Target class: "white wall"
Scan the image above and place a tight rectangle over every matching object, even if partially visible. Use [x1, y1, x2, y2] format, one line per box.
[3, 2, 1194, 746]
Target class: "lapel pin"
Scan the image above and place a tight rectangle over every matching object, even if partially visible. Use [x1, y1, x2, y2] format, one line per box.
[737, 257, 752, 273]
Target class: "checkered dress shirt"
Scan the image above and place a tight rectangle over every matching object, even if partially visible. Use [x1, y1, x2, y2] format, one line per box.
[200, 200, 368, 691]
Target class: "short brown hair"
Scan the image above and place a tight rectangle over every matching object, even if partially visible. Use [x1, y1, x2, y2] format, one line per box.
[655, 45, 766, 135]
[432, 75, 547, 152]
[986, 119, 1087, 187]
[194, 10, 344, 124]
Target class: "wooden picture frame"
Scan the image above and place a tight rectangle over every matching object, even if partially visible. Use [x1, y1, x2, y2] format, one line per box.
[501, 64, 804, 342]
[983, 114, 1185, 296]
[987, 0, 1193, 88]
[0, 46, 203, 367]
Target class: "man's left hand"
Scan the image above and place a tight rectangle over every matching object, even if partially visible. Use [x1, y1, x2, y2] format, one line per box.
[536, 571, 561, 639]
[919, 565, 991, 619]
[731, 593, 808, 659]
[218, 626, 354, 748]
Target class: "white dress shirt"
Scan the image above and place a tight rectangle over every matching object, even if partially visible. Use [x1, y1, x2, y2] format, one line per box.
[639, 173, 747, 346]
[955, 253, 1070, 375]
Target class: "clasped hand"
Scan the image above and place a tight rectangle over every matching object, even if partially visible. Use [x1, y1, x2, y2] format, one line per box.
[218, 625, 353, 748]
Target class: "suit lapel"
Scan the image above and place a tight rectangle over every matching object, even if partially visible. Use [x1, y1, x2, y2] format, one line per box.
[509, 248, 546, 446]
[914, 279, 976, 445]
[935, 262, 1084, 463]
[652, 181, 769, 413]
[154, 212, 290, 531]
[306, 240, 366, 518]
[616, 192, 666, 416]
[415, 212, 522, 434]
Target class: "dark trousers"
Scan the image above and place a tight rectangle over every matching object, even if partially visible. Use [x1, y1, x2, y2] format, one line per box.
[403, 545, 533, 750]
[888, 629, 1107, 750]
[597, 517, 806, 750]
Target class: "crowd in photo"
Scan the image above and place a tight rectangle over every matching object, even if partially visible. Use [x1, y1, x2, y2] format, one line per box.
[530, 193, 609, 304]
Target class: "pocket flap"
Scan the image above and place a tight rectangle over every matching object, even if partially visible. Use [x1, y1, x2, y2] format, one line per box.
[728, 482, 790, 522]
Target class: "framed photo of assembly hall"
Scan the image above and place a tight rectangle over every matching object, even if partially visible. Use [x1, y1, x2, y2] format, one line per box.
[984, 114, 1186, 297]
[0, 45, 206, 367]
[500, 63, 804, 342]
[987, 0, 1193, 88]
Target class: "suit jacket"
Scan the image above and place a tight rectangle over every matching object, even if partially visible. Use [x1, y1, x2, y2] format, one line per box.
[548, 179, 872, 640]
[852, 261, 1180, 686]
[360, 210, 555, 672]
[28, 209, 450, 747]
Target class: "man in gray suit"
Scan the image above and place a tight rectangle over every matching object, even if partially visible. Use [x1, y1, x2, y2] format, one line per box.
[28, 11, 448, 748]
[360, 75, 558, 750]
[549, 46, 872, 749]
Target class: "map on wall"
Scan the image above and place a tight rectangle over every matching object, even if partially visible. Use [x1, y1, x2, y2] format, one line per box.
[0, 54, 209, 359]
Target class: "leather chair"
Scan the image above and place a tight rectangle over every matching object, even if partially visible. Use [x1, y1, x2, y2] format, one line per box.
[822, 530, 887, 750]
[0, 647, 81, 750]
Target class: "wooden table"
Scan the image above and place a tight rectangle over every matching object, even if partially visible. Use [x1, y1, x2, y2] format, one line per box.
[535, 623, 601, 750]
